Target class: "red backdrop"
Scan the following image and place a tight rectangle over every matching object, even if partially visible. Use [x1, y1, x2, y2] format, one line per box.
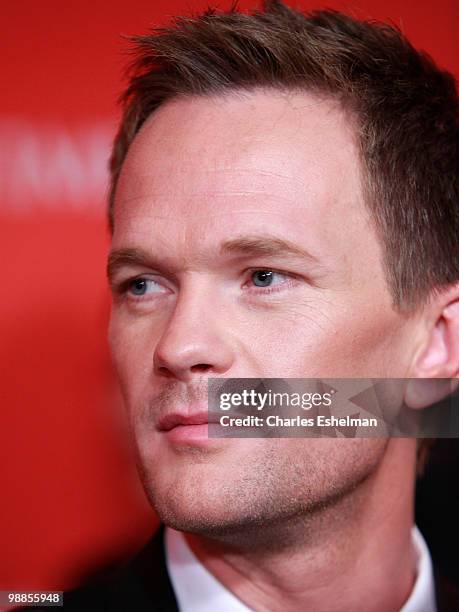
[1, 0, 458, 591]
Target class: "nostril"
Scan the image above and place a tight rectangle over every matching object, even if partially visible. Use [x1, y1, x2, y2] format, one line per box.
[157, 365, 174, 377]
[190, 364, 212, 372]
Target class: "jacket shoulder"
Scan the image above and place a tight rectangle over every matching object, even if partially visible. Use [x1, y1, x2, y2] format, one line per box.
[28, 527, 179, 612]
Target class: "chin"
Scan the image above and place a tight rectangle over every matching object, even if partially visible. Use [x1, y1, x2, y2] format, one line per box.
[144, 480, 247, 535]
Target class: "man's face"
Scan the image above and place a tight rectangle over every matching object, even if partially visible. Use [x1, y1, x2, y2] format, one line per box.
[108, 90, 417, 534]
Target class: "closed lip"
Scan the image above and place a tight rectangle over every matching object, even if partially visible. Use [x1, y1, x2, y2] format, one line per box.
[157, 411, 221, 432]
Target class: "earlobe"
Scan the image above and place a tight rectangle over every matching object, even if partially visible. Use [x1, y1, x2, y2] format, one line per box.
[405, 290, 459, 409]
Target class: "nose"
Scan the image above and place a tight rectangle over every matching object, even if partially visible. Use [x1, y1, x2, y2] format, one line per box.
[153, 280, 235, 382]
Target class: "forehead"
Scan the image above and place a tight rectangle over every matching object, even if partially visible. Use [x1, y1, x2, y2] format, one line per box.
[112, 89, 378, 273]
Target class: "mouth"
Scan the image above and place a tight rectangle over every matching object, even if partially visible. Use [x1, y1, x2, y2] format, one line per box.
[157, 410, 222, 445]
[158, 411, 210, 431]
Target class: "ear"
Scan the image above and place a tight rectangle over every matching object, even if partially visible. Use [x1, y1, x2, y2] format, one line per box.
[405, 284, 459, 409]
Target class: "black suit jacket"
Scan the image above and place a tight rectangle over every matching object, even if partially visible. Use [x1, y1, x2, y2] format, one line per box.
[28, 525, 459, 611]
[43, 526, 178, 611]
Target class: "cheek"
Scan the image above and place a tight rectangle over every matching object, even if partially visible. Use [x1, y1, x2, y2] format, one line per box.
[108, 312, 158, 400]
[254, 299, 407, 377]
[310, 307, 407, 376]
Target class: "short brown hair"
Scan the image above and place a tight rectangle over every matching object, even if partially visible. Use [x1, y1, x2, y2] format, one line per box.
[109, 0, 458, 311]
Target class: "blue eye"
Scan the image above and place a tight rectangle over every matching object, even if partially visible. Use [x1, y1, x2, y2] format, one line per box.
[130, 279, 149, 295]
[252, 270, 274, 287]
[127, 278, 164, 296]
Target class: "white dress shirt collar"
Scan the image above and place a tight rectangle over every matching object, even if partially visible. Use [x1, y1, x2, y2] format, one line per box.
[165, 525, 437, 612]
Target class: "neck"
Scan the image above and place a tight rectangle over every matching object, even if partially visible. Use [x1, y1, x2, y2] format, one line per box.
[185, 439, 417, 612]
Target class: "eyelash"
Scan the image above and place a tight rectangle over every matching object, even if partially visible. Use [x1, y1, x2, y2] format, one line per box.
[115, 277, 163, 300]
[115, 269, 298, 302]
[243, 270, 297, 295]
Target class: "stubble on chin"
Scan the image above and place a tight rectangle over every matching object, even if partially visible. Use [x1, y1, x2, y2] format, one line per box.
[135, 436, 389, 550]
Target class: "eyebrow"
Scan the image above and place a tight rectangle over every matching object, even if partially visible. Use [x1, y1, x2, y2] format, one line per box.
[219, 235, 320, 263]
[107, 248, 156, 282]
[107, 235, 321, 281]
